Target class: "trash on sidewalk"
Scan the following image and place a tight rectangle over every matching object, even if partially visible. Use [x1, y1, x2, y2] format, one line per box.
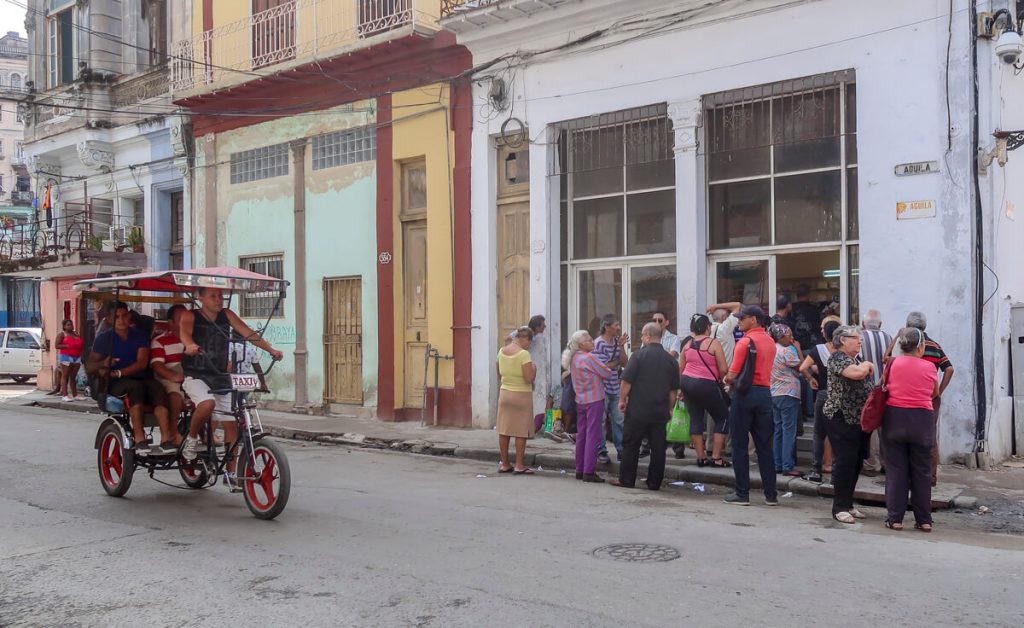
[476, 474, 488, 478]
[782, 492, 793, 498]
[979, 505, 990, 514]
[537, 466, 544, 471]
[670, 481, 686, 487]
[693, 483, 705, 493]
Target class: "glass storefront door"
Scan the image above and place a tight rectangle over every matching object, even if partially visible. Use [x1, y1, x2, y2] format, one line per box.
[574, 263, 676, 351]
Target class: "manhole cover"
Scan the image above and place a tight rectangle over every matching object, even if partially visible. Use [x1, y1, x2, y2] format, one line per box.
[591, 543, 680, 563]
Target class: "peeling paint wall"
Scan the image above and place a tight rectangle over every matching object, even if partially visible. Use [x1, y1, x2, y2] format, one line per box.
[206, 102, 379, 407]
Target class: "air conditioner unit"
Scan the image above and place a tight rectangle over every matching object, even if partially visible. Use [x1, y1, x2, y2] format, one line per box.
[108, 225, 129, 247]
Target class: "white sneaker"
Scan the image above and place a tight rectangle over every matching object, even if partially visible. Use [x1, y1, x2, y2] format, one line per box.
[181, 436, 200, 461]
[74, 395, 88, 401]
[61, 395, 73, 402]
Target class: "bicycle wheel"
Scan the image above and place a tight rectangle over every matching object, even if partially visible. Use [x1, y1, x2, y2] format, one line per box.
[178, 454, 210, 489]
[239, 439, 290, 520]
[97, 424, 135, 497]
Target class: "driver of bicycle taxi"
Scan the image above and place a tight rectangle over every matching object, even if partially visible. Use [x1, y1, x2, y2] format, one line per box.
[179, 287, 283, 466]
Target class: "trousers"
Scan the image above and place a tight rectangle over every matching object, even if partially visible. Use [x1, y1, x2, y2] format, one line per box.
[575, 400, 604, 474]
[619, 413, 669, 489]
[827, 413, 870, 515]
[882, 406, 934, 525]
[729, 386, 777, 501]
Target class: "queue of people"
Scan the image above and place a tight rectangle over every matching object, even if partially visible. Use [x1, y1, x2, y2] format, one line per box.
[498, 306, 954, 533]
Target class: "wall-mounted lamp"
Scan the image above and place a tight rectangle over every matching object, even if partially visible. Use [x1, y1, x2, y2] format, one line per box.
[978, 130, 1023, 174]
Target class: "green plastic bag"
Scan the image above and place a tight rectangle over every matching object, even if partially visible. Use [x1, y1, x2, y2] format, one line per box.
[666, 401, 690, 443]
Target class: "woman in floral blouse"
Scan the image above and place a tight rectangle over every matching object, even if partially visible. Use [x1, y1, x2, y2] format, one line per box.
[823, 325, 875, 524]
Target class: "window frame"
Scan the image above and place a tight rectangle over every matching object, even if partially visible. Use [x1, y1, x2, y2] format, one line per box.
[47, 6, 75, 89]
[239, 253, 285, 319]
[311, 125, 377, 171]
[229, 143, 290, 184]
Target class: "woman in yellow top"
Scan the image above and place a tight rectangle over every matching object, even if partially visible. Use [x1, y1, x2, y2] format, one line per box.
[496, 326, 537, 474]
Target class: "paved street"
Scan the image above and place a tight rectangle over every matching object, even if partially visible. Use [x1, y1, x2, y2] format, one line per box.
[2, 404, 1023, 627]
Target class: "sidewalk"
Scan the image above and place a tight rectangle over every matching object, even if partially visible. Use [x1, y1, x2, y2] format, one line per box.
[17, 390, 1024, 510]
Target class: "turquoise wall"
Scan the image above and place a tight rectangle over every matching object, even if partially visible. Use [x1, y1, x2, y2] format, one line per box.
[209, 103, 378, 407]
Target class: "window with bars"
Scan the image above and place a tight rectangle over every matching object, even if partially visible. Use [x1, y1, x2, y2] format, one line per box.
[554, 104, 676, 261]
[240, 254, 285, 318]
[704, 70, 857, 250]
[230, 143, 290, 184]
[311, 125, 376, 170]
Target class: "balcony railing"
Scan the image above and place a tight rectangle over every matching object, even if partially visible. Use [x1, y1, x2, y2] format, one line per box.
[0, 209, 91, 264]
[171, 0, 442, 94]
[440, 0, 499, 17]
[110, 67, 171, 109]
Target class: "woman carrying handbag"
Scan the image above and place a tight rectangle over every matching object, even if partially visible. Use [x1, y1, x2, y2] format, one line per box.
[879, 327, 939, 532]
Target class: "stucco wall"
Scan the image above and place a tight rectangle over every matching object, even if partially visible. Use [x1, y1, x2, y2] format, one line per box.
[459, 0, 1010, 458]
[207, 102, 379, 407]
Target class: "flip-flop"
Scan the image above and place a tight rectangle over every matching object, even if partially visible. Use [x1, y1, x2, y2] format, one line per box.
[513, 468, 535, 475]
[885, 520, 904, 530]
[498, 466, 514, 474]
[914, 523, 933, 533]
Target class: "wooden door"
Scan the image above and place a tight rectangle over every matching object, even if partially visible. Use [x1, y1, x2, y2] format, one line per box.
[323, 276, 363, 404]
[496, 200, 530, 347]
[402, 220, 428, 406]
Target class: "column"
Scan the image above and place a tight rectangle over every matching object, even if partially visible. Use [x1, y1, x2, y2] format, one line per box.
[290, 139, 309, 411]
[669, 99, 706, 320]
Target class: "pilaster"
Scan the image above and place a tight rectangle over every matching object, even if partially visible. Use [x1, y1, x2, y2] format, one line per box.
[669, 98, 705, 320]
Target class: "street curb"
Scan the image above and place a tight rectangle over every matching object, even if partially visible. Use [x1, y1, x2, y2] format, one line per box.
[25, 397, 955, 508]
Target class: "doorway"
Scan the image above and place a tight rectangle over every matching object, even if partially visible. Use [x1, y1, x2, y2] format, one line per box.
[495, 143, 530, 347]
[400, 159, 428, 407]
[323, 276, 363, 405]
[573, 262, 676, 351]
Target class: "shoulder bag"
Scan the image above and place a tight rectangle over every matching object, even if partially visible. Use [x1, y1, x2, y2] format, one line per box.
[732, 337, 757, 396]
[693, 337, 731, 408]
[860, 359, 892, 432]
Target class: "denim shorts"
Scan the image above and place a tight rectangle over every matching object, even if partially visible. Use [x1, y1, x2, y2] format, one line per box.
[58, 354, 81, 364]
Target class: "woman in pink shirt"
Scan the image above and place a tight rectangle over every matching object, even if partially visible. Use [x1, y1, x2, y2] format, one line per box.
[563, 330, 613, 483]
[679, 314, 729, 467]
[882, 327, 939, 532]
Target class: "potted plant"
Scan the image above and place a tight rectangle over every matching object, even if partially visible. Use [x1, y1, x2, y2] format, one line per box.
[86, 235, 104, 252]
[128, 226, 144, 253]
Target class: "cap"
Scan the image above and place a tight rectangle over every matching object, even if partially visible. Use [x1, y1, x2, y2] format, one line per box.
[737, 305, 766, 320]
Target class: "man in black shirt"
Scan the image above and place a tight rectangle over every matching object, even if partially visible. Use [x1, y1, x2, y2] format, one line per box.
[611, 322, 679, 490]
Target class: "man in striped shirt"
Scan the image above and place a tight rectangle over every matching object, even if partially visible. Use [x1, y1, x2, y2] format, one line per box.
[859, 309, 893, 475]
[592, 314, 630, 464]
[150, 304, 188, 441]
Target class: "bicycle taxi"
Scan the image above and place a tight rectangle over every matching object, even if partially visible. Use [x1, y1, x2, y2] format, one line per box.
[77, 266, 291, 520]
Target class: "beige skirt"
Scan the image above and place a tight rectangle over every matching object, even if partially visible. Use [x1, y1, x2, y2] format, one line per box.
[496, 389, 534, 438]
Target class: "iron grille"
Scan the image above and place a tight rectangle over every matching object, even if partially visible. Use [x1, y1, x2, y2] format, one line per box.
[240, 254, 285, 318]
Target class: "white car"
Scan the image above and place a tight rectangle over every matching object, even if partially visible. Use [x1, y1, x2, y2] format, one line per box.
[0, 327, 43, 384]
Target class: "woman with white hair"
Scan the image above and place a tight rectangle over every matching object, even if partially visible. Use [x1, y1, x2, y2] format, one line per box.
[563, 330, 614, 483]
[823, 325, 875, 524]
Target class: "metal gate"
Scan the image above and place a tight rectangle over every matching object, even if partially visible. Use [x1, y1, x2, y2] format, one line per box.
[323, 276, 363, 404]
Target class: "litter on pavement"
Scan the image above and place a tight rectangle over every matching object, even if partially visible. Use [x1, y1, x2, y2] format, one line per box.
[476, 474, 488, 478]
[693, 484, 705, 493]
[782, 492, 793, 498]
[670, 481, 686, 487]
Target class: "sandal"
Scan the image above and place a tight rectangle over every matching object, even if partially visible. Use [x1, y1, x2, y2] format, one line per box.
[711, 458, 732, 468]
[833, 511, 856, 524]
[885, 520, 904, 530]
[914, 523, 933, 533]
[513, 468, 535, 475]
[696, 457, 710, 468]
[498, 465, 514, 474]
[849, 508, 866, 519]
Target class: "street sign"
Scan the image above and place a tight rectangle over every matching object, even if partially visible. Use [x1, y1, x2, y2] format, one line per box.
[894, 161, 939, 176]
[896, 200, 937, 220]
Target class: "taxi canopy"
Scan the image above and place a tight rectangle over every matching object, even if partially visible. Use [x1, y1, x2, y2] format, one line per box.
[73, 266, 288, 295]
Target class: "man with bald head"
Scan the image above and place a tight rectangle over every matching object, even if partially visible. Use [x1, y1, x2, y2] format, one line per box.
[611, 322, 680, 490]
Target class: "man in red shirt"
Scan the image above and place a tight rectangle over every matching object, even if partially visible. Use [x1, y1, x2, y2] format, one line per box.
[722, 305, 778, 506]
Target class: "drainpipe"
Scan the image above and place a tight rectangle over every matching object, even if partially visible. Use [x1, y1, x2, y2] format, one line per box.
[290, 139, 309, 412]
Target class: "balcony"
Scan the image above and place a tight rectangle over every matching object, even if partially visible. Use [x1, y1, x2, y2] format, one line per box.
[8, 191, 33, 206]
[440, 0, 572, 32]
[110, 67, 171, 109]
[171, 0, 444, 95]
[0, 209, 145, 279]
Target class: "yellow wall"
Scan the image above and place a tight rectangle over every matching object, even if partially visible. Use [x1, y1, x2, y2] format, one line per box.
[391, 84, 456, 408]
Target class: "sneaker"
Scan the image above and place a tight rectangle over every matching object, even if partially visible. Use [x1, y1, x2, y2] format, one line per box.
[804, 472, 823, 483]
[764, 498, 780, 506]
[723, 494, 750, 506]
[542, 431, 566, 443]
[134, 441, 151, 456]
[581, 473, 605, 483]
[74, 394, 88, 401]
[597, 452, 611, 465]
[638, 446, 651, 459]
[61, 395, 73, 402]
[181, 435, 200, 461]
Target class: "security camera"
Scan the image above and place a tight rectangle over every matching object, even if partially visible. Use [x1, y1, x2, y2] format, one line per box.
[995, 29, 1023, 65]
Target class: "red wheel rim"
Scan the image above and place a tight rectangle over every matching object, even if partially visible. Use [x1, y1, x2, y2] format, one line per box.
[180, 459, 202, 481]
[244, 447, 279, 511]
[100, 433, 123, 488]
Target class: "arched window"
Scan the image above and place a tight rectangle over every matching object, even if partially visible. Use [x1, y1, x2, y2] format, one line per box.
[10, 74, 21, 90]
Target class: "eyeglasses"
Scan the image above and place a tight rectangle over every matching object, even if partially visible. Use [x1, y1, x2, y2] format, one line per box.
[653, 318, 665, 323]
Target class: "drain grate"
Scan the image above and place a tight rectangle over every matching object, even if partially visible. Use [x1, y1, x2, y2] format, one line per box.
[591, 543, 680, 563]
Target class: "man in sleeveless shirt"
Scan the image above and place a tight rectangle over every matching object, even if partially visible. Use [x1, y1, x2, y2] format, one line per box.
[180, 287, 284, 469]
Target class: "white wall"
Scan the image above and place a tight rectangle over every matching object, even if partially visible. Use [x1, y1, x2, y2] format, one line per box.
[458, 0, 1019, 459]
